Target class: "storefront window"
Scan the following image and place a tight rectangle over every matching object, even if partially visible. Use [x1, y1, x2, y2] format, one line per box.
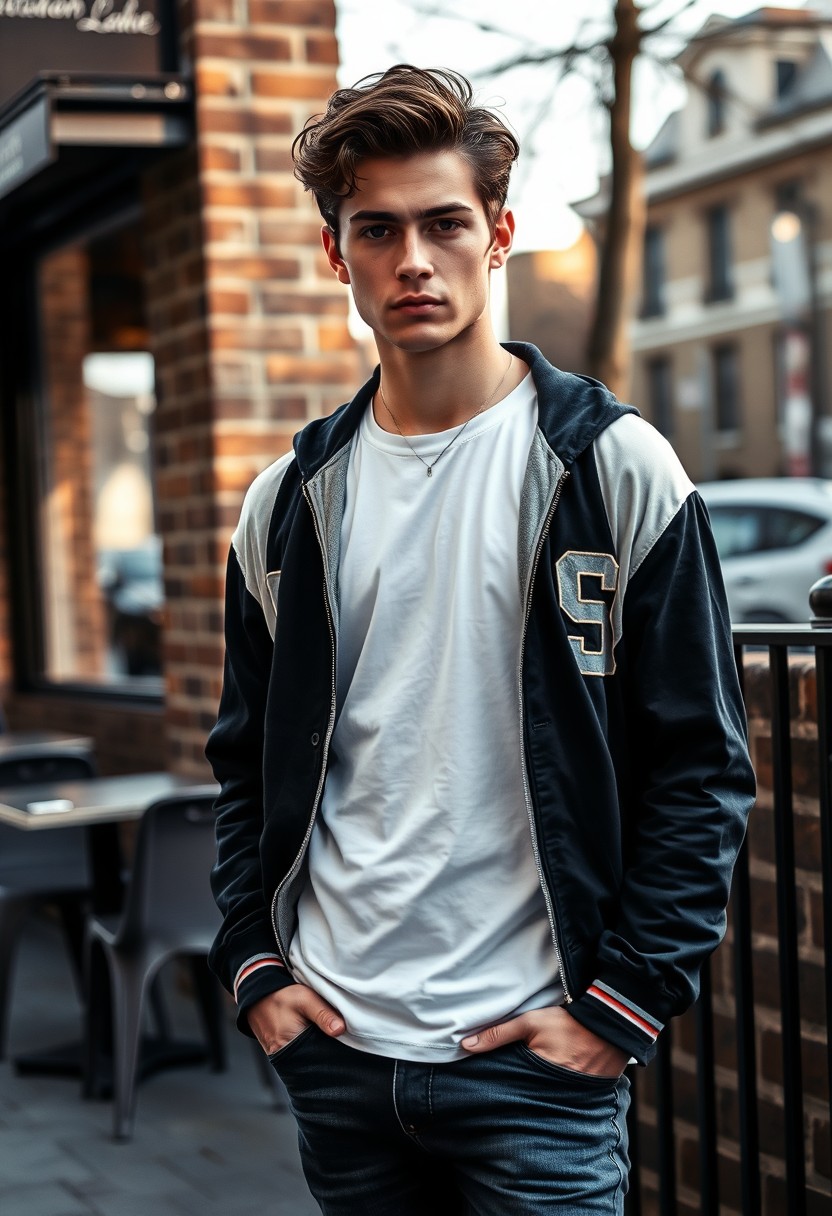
[36, 218, 163, 691]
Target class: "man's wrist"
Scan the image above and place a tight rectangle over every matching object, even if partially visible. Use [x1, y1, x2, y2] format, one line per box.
[234, 960, 296, 1038]
[565, 979, 663, 1067]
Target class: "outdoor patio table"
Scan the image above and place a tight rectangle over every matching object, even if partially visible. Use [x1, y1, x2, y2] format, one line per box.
[0, 731, 94, 761]
[0, 771, 219, 1089]
[0, 771, 214, 833]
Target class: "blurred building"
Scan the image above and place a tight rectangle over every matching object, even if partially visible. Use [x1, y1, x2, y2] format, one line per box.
[506, 231, 596, 374]
[580, 5, 832, 482]
[0, 0, 360, 773]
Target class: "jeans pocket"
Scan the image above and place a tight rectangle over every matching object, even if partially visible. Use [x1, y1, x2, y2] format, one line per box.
[516, 1042, 622, 1088]
[267, 1023, 317, 1067]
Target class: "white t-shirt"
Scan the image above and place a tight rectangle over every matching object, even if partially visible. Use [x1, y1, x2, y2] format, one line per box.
[288, 373, 563, 1062]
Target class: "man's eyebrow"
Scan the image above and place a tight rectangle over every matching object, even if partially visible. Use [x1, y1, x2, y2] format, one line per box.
[348, 203, 476, 224]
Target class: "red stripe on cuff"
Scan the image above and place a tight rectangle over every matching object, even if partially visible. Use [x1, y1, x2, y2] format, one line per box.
[234, 958, 284, 1001]
[587, 985, 659, 1040]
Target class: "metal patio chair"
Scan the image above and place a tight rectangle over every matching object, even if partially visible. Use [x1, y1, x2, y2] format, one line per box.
[0, 750, 97, 1059]
[84, 787, 226, 1139]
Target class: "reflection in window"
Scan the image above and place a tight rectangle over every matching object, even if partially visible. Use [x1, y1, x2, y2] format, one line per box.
[767, 509, 822, 549]
[708, 508, 764, 559]
[37, 220, 163, 690]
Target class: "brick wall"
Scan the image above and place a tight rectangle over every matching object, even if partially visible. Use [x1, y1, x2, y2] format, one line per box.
[143, 0, 360, 775]
[633, 650, 831, 1214]
[142, 145, 219, 776]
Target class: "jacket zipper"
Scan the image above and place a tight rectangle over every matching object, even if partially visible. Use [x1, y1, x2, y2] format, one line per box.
[270, 481, 339, 962]
[519, 467, 572, 1003]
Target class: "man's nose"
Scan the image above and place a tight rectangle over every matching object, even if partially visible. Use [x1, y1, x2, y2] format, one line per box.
[396, 231, 433, 279]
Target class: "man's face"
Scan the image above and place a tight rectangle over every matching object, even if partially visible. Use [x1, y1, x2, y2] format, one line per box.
[322, 149, 513, 355]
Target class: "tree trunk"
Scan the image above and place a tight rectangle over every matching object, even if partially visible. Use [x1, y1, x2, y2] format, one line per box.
[586, 0, 645, 401]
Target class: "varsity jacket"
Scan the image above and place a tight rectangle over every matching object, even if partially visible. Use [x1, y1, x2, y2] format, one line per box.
[206, 342, 755, 1067]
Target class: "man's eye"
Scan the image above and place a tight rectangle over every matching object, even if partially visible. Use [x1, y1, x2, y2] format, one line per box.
[362, 225, 390, 239]
[434, 219, 462, 232]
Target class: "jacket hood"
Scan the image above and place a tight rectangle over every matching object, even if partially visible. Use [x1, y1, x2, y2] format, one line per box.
[293, 342, 638, 479]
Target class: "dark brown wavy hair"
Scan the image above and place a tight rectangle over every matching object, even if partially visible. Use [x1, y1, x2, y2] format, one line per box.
[292, 65, 519, 242]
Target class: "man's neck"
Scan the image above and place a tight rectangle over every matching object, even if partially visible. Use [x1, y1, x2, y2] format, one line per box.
[374, 334, 525, 436]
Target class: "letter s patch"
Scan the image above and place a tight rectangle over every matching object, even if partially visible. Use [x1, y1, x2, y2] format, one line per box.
[555, 551, 618, 676]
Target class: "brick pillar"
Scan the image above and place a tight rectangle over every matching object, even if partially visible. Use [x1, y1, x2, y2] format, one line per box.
[145, 0, 360, 775]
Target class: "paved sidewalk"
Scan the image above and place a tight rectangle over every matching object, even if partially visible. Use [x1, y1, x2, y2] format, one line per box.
[0, 914, 318, 1216]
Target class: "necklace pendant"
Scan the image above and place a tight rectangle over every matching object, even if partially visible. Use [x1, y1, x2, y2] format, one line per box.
[427, 466, 433, 478]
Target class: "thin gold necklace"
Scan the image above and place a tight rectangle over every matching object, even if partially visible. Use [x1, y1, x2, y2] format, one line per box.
[379, 353, 514, 478]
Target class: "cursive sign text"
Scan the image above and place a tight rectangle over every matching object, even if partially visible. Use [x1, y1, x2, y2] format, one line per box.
[0, 0, 159, 31]
[77, 0, 158, 34]
[0, 0, 86, 16]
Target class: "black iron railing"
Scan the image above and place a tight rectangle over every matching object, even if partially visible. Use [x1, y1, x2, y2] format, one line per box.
[626, 619, 832, 1216]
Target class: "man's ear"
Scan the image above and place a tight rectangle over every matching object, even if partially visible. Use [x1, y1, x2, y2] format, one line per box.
[489, 207, 515, 270]
[322, 226, 351, 284]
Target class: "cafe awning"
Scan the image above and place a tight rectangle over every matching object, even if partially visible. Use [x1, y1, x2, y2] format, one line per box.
[0, 72, 192, 234]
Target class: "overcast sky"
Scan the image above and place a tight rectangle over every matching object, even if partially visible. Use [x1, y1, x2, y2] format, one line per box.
[335, 0, 813, 250]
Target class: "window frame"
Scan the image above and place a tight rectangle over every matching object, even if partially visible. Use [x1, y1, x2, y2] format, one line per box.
[4, 189, 164, 705]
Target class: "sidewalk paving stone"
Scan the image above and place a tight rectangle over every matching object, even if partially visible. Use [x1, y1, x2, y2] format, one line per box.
[0, 1182, 92, 1216]
[0, 915, 318, 1216]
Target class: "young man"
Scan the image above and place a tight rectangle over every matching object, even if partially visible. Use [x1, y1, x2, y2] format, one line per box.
[207, 66, 755, 1214]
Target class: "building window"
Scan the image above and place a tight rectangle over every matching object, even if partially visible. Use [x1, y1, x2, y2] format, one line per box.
[712, 343, 741, 432]
[706, 70, 727, 137]
[773, 329, 787, 427]
[34, 214, 163, 692]
[705, 204, 733, 303]
[641, 225, 665, 318]
[776, 59, 798, 99]
[646, 356, 674, 438]
[775, 179, 803, 219]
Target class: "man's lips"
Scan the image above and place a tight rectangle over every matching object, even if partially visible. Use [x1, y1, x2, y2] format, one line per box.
[391, 297, 444, 313]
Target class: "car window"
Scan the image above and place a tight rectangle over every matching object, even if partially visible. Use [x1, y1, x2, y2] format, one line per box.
[707, 503, 825, 558]
[765, 508, 824, 549]
[707, 507, 766, 558]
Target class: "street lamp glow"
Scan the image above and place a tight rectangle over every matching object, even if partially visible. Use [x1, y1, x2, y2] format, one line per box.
[771, 210, 802, 243]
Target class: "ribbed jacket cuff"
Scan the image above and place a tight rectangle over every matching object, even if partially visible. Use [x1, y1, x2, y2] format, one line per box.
[233, 956, 296, 1037]
[566, 979, 664, 1066]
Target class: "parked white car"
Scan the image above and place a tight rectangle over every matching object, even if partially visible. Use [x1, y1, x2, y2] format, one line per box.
[697, 478, 832, 624]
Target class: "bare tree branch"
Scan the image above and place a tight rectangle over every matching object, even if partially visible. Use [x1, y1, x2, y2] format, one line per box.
[405, 4, 532, 44]
[475, 41, 612, 80]
[640, 0, 701, 38]
[407, 2, 613, 52]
